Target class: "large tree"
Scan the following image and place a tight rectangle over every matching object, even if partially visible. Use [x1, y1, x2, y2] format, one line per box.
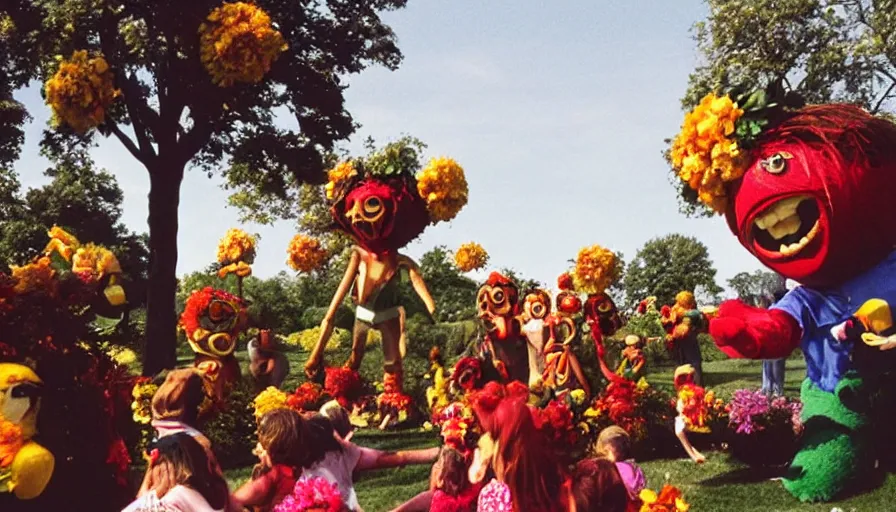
[1, 0, 406, 375]
[673, 0, 896, 216]
[727, 269, 785, 306]
[623, 234, 723, 308]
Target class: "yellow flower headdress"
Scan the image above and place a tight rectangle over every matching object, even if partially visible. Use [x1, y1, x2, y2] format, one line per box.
[44, 50, 120, 133]
[571, 244, 620, 295]
[670, 80, 805, 213]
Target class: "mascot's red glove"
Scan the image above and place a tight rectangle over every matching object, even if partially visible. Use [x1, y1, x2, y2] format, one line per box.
[709, 300, 802, 359]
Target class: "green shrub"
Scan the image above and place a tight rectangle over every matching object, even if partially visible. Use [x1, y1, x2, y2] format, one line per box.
[301, 305, 354, 331]
[204, 379, 258, 470]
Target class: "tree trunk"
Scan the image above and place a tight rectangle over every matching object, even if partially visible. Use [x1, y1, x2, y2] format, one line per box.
[142, 162, 185, 376]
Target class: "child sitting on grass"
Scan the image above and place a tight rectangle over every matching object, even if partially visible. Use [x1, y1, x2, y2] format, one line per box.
[594, 426, 646, 503]
[232, 409, 307, 511]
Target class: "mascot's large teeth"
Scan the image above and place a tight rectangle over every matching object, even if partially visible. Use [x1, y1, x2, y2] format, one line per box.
[755, 196, 808, 239]
[778, 221, 820, 256]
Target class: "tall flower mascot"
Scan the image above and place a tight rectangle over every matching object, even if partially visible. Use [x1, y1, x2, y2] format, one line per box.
[669, 80, 896, 501]
[476, 272, 528, 384]
[303, 139, 469, 394]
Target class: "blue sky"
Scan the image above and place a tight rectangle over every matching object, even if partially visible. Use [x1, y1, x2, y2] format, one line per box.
[12, 0, 766, 292]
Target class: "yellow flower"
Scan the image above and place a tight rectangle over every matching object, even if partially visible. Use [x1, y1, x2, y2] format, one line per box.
[639, 489, 657, 506]
[10, 257, 56, 295]
[570, 389, 586, 405]
[253, 386, 289, 419]
[44, 225, 80, 261]
[572, 244, 619, 294]
[636, 378, 650, 392]
[44, 50, 120, 133]
[199, 2, 287, 87]
[454, 242, 488, 272]
[416, 157, 468, 223]
[108, 346, 137, 366]
[326, 161, 358, 200]
[131, 381, 158, 425]
[285, 327, 346, 353]
[671, 93, 746, 213]
[286, 234, 329, 273]
[217, 228, 257, 265]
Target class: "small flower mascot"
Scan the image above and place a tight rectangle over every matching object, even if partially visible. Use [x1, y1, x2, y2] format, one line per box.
[669, 79, 896, 501]
[660, 291, 708, 386]
[180, 287, 249, 403]
[616, 335, 646, 382]
[672, 365, 710, 464]
[302, 139, 468, 397]
[542, 274, 590, 399]
[0, 364, 54, 500]
[519, 287, 552, 389]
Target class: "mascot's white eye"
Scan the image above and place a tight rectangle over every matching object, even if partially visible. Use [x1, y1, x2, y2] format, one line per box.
[761, 152, 793, 174]
[2, 388, 31, 424]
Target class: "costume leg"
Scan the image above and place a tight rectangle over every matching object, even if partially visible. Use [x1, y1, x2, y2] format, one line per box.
[379, 316, 404, 388]
[783, 372, 875, 502]
[346, 319, 370, 370]
[761, 360, 772, 395]
[771, 358, 786, 396]
[682, 336, 704, 386]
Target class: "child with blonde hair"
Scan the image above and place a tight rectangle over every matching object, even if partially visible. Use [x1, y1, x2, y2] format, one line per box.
[594, 426, 646, 502]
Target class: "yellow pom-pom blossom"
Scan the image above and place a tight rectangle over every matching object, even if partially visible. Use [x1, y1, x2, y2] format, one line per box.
[416, 157, 469, 223]
[572, 244, 619, 295]
[199, 2, 287, 87]
[72, 244, 122, 276]
[671, 93, 746, 213]
[286, 234, 329, 273]
[325, 161, 358, 200]
[217, 228, 257, 265]
[454, 242, 489, 272]
[253, 386, 289, 420]
[44, 50, 120, 133]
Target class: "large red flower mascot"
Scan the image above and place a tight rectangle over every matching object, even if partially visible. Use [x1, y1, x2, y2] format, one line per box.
[301, 139, 469, 393]
[669, 81, 896, 502]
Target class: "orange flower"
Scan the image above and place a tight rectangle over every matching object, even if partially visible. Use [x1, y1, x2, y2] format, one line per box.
[671, 93, 746, 213]
[44, 50, 120, 133]
[325, 161, 358, 200]
[199, 2, 287, 87]
[454, 242, 488, 272]
[10, 257, 56, 295]
[286, 234, 328, 273]
[416, 157, 468, 223]
[0, 419, 24, 468]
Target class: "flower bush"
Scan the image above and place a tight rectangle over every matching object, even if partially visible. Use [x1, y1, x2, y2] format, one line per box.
[286, 234, 329, 273]
[726, 389, 803, 467]
[324, 367, 363, 409]
[416, 157, 468, 223]
[454, 242, 489, 272]
[253, 386, 290, 420]
[199, 2, 287, 87]
[44, 50, 120, 133]
[285, 327, 348, 353]
[287, 382, 326, 412]
[728, 389, 802, 435]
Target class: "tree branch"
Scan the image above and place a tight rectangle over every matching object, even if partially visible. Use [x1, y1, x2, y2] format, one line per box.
[107, 120, 146, 164]
[176, 121, 213, 166]
[872, 79, 896, 114]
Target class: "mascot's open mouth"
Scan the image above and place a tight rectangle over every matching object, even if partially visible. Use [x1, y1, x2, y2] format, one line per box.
[751, 195, 821, 257]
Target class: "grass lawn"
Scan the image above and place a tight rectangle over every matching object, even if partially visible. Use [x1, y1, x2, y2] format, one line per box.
[219, 355, 896, 511]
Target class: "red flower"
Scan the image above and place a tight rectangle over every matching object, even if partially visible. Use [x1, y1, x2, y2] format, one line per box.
[287, 382, 324, 411]
[180, 287, 245, 339]
[557, 273, 574, 291]
[324, 367, 362, 408]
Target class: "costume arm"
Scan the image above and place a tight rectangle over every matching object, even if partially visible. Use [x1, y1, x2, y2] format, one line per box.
[354, 445, 440, 472]
[306, 248, 361, 377]
[231, 473, 273, 508]
[390, 490, 434, 512]
[568, 352, 590, 399]
[402, 256, 436, 317]
[709, 299, 801, 359]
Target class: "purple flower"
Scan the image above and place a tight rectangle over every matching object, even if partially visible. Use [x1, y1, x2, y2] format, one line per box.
[727, 389, 802, 435]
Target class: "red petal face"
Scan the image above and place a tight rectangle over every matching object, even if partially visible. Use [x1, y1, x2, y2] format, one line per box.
[331, 178, 429, 255]
[727, 106, 896, 286]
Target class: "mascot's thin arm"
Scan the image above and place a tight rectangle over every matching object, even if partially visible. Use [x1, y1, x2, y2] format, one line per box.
[403, 256, 436, 317]
[306, 249, 361, 377]
[568, 355, 591, 399]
